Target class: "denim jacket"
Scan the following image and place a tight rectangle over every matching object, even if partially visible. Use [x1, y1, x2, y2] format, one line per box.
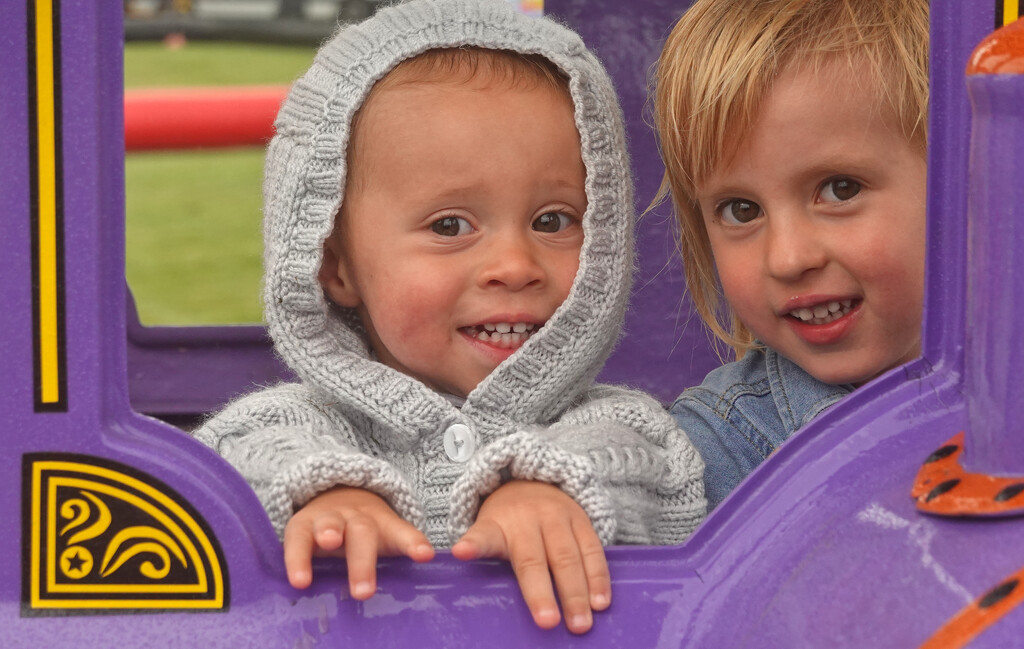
[670, 347, 852, 511]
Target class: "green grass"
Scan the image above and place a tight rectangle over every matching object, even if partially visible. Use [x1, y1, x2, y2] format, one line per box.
[125, 149, 266, 324]
[124, 41, 315, 88]
[124, 41, 315, 325]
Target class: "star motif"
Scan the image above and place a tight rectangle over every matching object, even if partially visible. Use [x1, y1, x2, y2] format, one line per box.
[64, 549, 89, 576]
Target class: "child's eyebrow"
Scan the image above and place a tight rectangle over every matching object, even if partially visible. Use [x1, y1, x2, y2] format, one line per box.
[791, 157, 886, 183]
[412, 175, 586, 204]
[411, 184, 484, 203]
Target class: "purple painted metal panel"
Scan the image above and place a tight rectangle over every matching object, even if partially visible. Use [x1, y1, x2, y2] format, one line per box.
[0, 4, 34, 418]
[964, 72, 1024, 474]
[126, 298, 294, 417]
[2, 5, 36, 630]
[4, 0, 1024, 647]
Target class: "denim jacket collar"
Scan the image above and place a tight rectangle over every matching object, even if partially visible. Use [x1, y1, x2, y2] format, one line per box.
[763, 346, 853, 436]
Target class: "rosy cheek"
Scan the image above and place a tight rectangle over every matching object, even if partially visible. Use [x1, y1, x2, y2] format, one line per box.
[715, 269, 748, 307]
[385, 286, 447, 337]
[553, 253, 581, 292]
[859, 240, 923, 289]
[558, 266, 579, 297]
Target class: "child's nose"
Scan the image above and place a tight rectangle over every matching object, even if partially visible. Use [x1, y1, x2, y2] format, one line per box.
[764, 214, 827, 281]
[479, 233, 545, 291]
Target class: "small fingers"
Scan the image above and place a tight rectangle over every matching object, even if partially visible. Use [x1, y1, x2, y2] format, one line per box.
[283, 516, 318, 589]
[452, 519, 508, 561]
[379, 516, 435, 563]
[283, 487, 432, 596]
[543, 518, 593, 634]
[507, 527, 561, 630]
[312, 516, 345, 553]
[574, 519, 611, 611]
[284, 510, 348, 588]
[343, 514, 380, 600]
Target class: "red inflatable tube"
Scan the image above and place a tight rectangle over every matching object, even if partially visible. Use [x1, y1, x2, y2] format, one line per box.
[124, 85, 290, 151]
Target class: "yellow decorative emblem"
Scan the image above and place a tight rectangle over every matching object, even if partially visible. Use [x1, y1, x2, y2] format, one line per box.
[23, 454, 228, 613]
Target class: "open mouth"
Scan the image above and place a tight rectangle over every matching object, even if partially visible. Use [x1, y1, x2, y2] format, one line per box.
[461, 322, 539, 349]
[787, 299, 858, 325]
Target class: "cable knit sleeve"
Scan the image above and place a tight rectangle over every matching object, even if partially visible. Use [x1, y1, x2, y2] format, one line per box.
[191, 383, 424, 538]
[447, 385, 706, 545]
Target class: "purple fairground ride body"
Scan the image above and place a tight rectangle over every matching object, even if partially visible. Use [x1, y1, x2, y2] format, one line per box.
[1, 0, 1022, 646]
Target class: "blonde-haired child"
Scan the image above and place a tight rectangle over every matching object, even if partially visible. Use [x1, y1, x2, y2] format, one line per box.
[655, 0, 929, 510]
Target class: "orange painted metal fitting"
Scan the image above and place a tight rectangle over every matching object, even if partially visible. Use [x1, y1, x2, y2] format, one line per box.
[968, 16, 1024, 74]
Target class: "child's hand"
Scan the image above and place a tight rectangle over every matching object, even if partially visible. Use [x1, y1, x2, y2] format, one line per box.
[283, 486, 434, 599]
[451, 480, 611, 634]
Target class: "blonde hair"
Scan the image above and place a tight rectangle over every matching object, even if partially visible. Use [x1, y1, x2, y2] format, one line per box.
[652, 0, 929, 357]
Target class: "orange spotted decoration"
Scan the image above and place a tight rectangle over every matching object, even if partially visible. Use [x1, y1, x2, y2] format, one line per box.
[919, 568, 1024, 649]
[911, 432, 1024, 516]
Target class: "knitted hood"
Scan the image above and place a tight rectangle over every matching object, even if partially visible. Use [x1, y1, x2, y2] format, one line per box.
[262, 0, 634, 434]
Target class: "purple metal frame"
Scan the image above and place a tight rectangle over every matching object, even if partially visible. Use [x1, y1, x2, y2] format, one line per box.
[3, 0, 1023, 647]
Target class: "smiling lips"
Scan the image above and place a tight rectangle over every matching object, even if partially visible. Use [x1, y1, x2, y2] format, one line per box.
[784, 298, 861, 346]
[787, 299, 856, 325]
[461, 322, 539, 349]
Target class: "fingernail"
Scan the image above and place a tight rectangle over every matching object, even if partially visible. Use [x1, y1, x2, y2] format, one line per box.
[351, 581, 375, 599]
[592, 593, 610, 608]
[570, 614, 591, 631]
[537, 608, 560, 627]
[317, 529, 342, 546]
[290, 570, 310, 587]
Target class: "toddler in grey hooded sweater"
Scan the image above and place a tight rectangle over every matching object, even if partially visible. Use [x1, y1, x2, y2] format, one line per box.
[193, 0, 705, 634]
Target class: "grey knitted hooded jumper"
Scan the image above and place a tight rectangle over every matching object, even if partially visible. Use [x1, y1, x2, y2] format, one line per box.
[194, 0, 705, 547]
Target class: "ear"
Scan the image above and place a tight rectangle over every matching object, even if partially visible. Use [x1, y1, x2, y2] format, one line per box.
[318, 235, 362, 308]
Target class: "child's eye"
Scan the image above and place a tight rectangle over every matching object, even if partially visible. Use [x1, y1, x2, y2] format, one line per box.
[430, 216, 474, 237]
[820, 178, 862, 203]
[717, 199, 762, 225]
[532, 212, 575, 233]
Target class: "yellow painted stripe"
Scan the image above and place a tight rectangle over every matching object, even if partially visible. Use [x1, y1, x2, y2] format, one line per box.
[31, 463, 43, 605]
[33, 598, 224, 610]
[34, 0, 60, 404]
[1006, 0, 1021, 26]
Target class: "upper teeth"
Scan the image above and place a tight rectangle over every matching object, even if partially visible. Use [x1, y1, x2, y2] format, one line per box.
[470, 322, 537, 348]
[789, 300, 853, 324]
